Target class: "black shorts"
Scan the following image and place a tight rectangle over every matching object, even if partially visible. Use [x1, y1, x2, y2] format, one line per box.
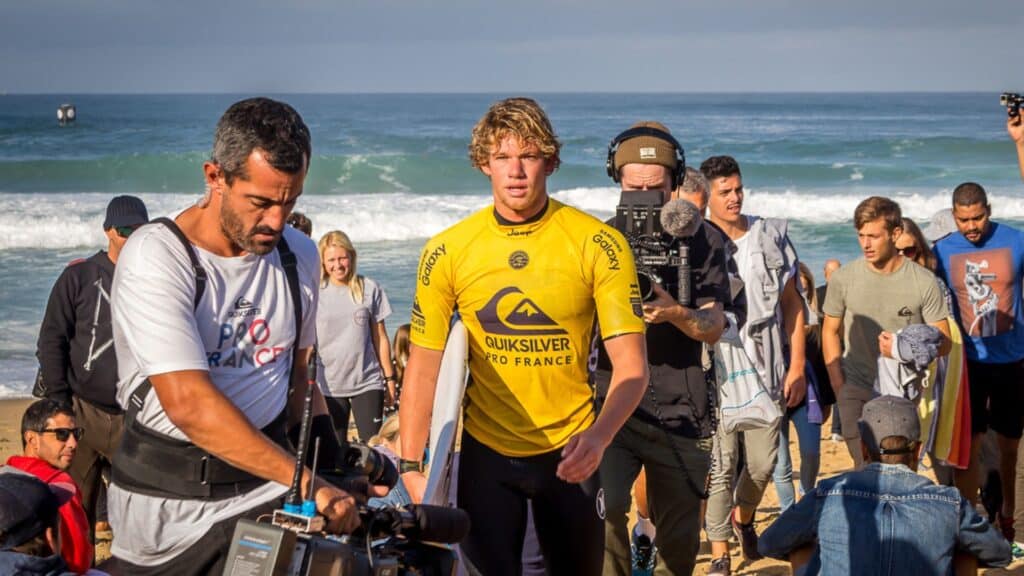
[967, 359, 1024, 439]
[457, 431, 604, 576]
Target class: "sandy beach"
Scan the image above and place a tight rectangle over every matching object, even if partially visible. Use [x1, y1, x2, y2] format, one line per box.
[0, 398, 32, 463]
[2, 396, 1022, 574]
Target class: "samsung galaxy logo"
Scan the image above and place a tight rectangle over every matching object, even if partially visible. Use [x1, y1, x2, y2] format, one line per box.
[419, 244, 447, 286]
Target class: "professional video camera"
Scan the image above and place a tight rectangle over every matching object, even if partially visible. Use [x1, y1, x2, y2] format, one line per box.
[225, 500, 468, 576]
[222, 350, 470, 576]
[1002, 92, 1024, 117]
[614, 190, 703, 306]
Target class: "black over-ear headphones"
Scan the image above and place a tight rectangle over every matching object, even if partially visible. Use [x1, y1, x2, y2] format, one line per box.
[605, 126, 686, 188]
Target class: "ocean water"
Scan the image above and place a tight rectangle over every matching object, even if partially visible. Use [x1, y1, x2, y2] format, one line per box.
[1, 92, 1022, 396]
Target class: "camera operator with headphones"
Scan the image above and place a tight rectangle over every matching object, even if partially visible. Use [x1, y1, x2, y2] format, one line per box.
[594, 122, 730, 576]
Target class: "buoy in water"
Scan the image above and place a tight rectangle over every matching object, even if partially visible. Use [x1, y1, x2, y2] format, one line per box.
[57, 104, 76, 126]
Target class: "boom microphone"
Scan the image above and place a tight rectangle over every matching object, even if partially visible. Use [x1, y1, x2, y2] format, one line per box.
[659, 198, 701, 307]
[659, 198, 703, 238]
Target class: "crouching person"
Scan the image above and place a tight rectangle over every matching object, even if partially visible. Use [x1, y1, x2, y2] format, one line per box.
[759, 396, 1011, 575]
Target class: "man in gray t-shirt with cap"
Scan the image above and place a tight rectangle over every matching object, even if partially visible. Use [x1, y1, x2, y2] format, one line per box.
[760, 395, 1010, 575]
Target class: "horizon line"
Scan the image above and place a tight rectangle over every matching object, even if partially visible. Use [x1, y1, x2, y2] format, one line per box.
[0, 90, 1005, 97]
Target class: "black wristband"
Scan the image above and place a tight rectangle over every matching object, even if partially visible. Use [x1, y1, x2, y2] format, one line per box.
[399, 458, 424, 474]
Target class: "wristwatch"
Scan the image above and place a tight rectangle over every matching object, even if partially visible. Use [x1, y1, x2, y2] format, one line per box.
[399, 459, 424, 474]
[384, 375, 397, 383]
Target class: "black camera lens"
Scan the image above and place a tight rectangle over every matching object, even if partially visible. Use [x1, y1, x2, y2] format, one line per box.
[637, 271, 656, 303]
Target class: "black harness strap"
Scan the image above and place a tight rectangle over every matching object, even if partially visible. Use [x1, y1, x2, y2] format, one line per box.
[151, 217, 207, 309]
[277, 234, 303, 373]
[114, 219, 304, 500]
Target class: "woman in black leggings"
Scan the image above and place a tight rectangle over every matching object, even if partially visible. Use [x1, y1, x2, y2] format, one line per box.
[316, 230, 396, 441]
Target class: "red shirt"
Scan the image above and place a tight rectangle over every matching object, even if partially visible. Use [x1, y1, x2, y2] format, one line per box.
[5, 456, 93, 574]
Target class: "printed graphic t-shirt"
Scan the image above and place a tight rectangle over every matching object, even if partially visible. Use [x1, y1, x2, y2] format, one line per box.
[934, 222, 1024, 363]
[108, 220, 319, 566]
[316, 277, 393, 397]
[411, 199, 645, 457]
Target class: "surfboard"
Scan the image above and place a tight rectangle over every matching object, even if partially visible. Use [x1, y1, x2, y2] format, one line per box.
[422, 318, 469, 507]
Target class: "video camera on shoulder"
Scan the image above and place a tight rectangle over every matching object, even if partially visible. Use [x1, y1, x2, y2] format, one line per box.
[1002, 92, 1023, 117]
[614, 190, 701, 306]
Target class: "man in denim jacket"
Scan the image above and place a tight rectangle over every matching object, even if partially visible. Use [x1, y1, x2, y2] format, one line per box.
[759, 396, 1010, 575]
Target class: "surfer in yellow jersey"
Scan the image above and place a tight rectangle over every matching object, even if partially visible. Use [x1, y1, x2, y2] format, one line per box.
[398, 97, 648, 576]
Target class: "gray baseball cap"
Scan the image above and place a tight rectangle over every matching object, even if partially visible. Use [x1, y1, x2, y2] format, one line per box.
[858, 395, 921, 456]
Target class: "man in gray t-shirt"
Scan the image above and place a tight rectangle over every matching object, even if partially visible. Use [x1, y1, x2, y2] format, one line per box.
[823, 197, 949, 467]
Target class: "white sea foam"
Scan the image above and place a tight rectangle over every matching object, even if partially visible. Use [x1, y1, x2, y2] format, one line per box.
[0, 360, 36, 398]
[4, 187, 1024, 250]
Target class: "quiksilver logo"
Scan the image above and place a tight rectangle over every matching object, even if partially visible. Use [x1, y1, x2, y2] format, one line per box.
[474, 287, 567, 336]
[228, 297, 261, 318]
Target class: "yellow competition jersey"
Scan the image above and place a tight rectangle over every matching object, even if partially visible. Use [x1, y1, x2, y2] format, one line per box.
[411, 199, 645, 456]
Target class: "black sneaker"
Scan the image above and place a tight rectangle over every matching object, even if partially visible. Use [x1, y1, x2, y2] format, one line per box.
[707, 555, 731, 576]
[731, 509, 762, 561]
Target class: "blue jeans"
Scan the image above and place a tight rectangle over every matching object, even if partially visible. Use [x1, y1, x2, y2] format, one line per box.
[773, 402, 821, 512]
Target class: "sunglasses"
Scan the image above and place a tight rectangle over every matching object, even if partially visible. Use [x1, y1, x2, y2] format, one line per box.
[899, 245, 919, 259]
[115, 225, 139, 238]
[38, 427, 84, 442]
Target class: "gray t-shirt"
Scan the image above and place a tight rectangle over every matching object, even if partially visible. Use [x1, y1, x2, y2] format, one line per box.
[823, 257, 948, 389]
[316, 277, 392, 397]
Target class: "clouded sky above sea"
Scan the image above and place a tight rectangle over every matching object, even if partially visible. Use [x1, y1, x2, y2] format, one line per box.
[3, 0, 1022, 93]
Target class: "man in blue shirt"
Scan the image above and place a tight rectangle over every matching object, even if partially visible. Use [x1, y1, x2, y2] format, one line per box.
[933, 182, 1024, 541]
[759, 395, 1010, 575]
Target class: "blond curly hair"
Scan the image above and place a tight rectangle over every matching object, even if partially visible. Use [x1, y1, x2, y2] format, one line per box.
[468, 97, 561, 171]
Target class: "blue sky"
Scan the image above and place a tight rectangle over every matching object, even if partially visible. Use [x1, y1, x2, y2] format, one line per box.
[2, 0, 1022, 93]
